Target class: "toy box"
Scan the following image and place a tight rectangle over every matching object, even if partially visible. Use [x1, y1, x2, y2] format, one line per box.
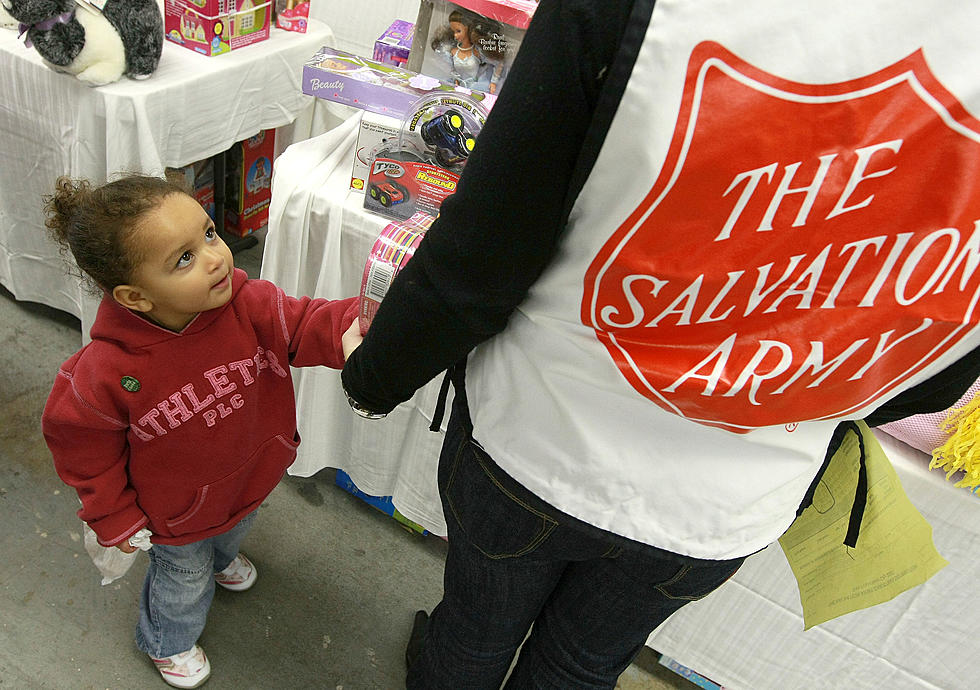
[164, 0, 271, 56]
[362, 92, 487, 220]
[167, 158, 216, 221]
[658, 655, 726, 690]
[411, 0, 536, 94]
[275, 0, 309, 32]
[224, 129, 275, 237]
[335, 470, 429, 536]
[351, 111, 402, 191]
[373, 20, 414, 67]
[365, 154, 460, 222]
[302, 45, 496, 120]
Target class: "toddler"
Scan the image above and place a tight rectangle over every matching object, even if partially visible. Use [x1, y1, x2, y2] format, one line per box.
[41, 174, 362, 688]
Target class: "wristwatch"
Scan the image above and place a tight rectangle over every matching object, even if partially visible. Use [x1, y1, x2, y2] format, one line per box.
[344, 388, 388, 419]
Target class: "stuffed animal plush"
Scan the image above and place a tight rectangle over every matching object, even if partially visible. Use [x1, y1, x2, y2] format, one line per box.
[0, 4, 17, 28]
[4, 0, 163, 86]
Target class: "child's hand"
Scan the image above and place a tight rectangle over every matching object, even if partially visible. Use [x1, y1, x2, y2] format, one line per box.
[116, 541, 138, 554]
[343, 319, 364, 360]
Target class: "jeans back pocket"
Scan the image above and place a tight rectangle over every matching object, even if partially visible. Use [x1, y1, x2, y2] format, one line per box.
[654, 559, 743, 602]
[442, 439, 557, 560]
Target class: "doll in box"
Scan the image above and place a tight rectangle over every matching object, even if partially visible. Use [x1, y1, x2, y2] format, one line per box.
[430, 8, 507, 94]
[319, 54, 393, 88]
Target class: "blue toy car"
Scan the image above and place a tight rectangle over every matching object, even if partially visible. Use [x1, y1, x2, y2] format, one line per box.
[420, 109, 476, 169]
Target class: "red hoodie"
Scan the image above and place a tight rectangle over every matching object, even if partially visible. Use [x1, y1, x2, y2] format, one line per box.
[42, 269, 358, 547]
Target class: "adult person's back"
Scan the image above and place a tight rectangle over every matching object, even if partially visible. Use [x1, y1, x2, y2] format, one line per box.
[342, 0, 980, 686]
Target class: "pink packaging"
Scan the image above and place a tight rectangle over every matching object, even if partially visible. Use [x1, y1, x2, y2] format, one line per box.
[276, 0, 309, 32]
[878, 378, 980, 454]
[359, 213, 435, 335]
[451, 0, 537, 29]
[164, 0, 271, 56]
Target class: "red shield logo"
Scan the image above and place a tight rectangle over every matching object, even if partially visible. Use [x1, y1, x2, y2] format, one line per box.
[582, 42, 980, 432]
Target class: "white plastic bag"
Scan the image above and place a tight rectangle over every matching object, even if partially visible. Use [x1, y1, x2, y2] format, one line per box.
[82, 523, 153, 585]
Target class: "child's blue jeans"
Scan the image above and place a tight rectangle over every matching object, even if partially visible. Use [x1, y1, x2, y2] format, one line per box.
[136, 510, 256, 658]
[407, 401, 745, 689]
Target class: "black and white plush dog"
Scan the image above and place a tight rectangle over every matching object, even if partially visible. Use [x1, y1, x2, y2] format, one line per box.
[0, 4, 16, 28]
[4, 0, 163, 85]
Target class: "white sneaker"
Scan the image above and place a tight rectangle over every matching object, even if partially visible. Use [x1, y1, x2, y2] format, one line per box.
[150, 644, 211, 688]
[214, 553, 257, 592]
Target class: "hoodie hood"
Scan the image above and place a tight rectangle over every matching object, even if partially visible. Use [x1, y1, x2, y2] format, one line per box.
[89, 268, 248, 349]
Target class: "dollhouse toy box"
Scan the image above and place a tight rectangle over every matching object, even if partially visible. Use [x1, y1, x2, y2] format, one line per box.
[225, 129, 275, 236]
[164, 0, 271, 56]
[302, 46, 495, 119]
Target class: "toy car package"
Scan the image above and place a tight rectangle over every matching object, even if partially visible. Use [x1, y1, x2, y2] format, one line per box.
[351, 111, 401, 191]
[363, 93, 487, 221]
[364, 154, 461, 221]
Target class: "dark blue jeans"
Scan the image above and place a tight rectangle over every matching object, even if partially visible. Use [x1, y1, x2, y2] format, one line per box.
[407, 405, 744, 689]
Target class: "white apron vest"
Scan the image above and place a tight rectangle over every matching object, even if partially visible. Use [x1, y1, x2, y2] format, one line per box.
[467, 0, 980, 559]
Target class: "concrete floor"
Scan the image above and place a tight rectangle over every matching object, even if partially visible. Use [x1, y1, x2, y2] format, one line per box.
[0, 231, 694, 689]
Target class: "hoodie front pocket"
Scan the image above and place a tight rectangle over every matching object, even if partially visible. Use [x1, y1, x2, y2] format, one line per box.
[165, 433, 298, 534]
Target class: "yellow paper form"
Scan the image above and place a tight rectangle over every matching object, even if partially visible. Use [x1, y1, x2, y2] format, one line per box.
[778, 421, 948, 629]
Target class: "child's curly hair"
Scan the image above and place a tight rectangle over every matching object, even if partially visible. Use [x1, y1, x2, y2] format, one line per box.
[43, 174, 188, 294]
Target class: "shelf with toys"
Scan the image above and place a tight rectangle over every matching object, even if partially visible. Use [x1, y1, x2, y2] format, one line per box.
[299, 0, 538, 226]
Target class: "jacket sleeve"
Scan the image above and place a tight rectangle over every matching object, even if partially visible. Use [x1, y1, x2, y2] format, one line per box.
[864, 344, 980, 426]
[275, 289, 360, 369]
[41, 368, 147, 547]
[342, 0, 637, 413]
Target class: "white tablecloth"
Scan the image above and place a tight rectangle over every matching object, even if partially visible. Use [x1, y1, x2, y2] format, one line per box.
[648, 430, 979, 690]
[0, 20, 342, 342]
[262, 115, 979, 685]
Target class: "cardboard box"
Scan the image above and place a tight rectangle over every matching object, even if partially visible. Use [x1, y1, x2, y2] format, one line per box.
[364, 154, 460, 222]
[373, 19, 414, 67]
[224, 129, 275, 237]
[658, 655, 726, 690]
[450, 0, 537, 28]
[411, 0, 535, 94]
[335, 470, 429, 536]
[302, 45, 496, 119]
[359, 92, 487, 219]
[274, 0, 309, 32]
[167, 158, 216, 220]
[164, 0, 271, 56]
[351, 111, 402, 191]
